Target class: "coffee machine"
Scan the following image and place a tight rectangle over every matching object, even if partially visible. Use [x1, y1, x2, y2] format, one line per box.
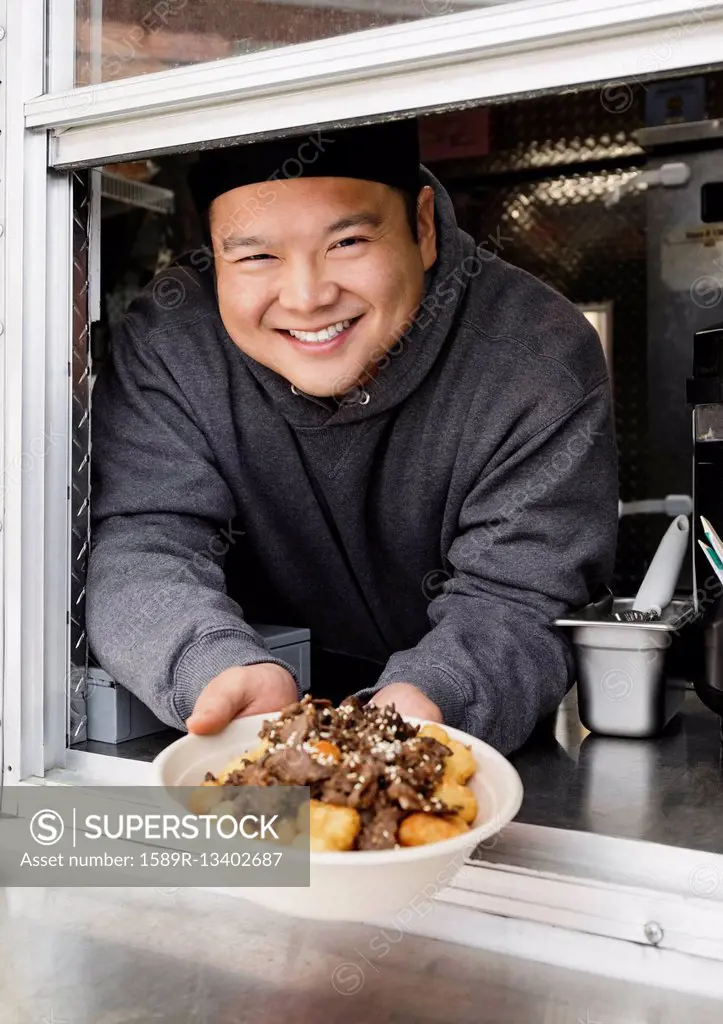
[687, 321, 723, 718]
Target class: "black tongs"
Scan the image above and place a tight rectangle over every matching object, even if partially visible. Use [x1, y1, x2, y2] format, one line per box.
[583, 584, 659, 623]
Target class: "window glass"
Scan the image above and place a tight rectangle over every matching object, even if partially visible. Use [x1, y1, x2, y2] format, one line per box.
[75, 0, 528, 85]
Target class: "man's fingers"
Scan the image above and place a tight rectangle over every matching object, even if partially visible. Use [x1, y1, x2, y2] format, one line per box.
[185, 663, 298, 735]
[186, 674, 248, 734]
[369, 683, 444, 722]
[243, 691, 297, 717]
[186, 698, 236, 734]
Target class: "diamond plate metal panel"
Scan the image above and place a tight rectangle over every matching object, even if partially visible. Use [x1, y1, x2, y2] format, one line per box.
[487, 90, 646, 171]
[69, 170, 92, 745]
[437, 89, 645, 181]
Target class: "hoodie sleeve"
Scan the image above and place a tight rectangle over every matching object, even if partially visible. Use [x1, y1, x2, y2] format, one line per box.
[356, 376, 618, 754]
[86, 315, 301, 731]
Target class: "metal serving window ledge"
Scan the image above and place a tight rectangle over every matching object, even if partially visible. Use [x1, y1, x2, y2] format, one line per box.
[4, 0, 723, 997]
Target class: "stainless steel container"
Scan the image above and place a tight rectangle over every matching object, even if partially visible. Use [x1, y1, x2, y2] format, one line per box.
[555, 598, 698, 738]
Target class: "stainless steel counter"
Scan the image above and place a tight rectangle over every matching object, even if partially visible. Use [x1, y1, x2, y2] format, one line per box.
[75, 684, 723, 855]
[2, 885, 722, 1023]
[510, 686, 723, 855]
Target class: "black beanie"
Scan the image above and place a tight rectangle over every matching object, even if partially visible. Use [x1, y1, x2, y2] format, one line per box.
[188, 119, 421, 213]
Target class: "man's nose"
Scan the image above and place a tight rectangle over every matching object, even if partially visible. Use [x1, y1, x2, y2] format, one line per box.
[278, 260, 339, 314]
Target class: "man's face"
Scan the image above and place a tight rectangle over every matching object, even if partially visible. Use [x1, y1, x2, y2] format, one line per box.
[209, 177, 437, 397]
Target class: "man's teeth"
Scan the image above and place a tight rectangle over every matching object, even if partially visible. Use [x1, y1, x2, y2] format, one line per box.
[288, 319, 352, 343]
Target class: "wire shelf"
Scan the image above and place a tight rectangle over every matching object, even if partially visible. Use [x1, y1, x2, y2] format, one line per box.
[100, 171, 175, 214]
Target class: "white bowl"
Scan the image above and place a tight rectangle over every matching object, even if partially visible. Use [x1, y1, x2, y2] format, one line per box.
[152, 713, 523, 922]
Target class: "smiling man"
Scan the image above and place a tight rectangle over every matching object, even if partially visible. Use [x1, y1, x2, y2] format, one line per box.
[87, 119, 618, 754]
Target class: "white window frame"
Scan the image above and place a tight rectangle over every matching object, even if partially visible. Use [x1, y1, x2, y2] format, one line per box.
[3, 0, 54, 784]
[27, 0, 723, 167]
[6, 0, 723, 985]
[0, 0, 5, 787]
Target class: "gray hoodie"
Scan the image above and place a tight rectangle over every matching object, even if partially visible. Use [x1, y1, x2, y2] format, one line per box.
[87, 168, 618, 754]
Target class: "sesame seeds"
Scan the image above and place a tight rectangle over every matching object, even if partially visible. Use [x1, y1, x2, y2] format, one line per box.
[295, 740, 338, 766]
[242, 695, 452, 850]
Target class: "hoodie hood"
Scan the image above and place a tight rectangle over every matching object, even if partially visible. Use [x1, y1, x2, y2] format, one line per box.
[220, 166, 472, 428]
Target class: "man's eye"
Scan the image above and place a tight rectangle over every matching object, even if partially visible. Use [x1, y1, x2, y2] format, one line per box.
[240, 253, 275, 263]
[333, 236, 368, 250]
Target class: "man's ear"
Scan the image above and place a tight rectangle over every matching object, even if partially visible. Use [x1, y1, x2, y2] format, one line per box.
[416, 186, 437, 270]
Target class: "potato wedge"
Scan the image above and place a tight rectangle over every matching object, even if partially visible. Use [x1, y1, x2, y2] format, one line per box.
[442, 739, 476, 784]
[433, 780, 477, 824]
[398, 812, 469, 846]
[308, 799, 360, 851]
[418, 723, 450, 745]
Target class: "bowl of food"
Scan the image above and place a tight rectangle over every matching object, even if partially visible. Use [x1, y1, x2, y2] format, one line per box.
[152, 696, 523, 921]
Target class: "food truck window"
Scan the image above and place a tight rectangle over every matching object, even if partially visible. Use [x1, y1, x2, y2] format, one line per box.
[57, 74, 723, 869]
[6, 4, 723, 937]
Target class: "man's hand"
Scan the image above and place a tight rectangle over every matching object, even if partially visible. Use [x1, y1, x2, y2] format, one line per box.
[186, 663, 297, 734]
[369, 682, 443, 722]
